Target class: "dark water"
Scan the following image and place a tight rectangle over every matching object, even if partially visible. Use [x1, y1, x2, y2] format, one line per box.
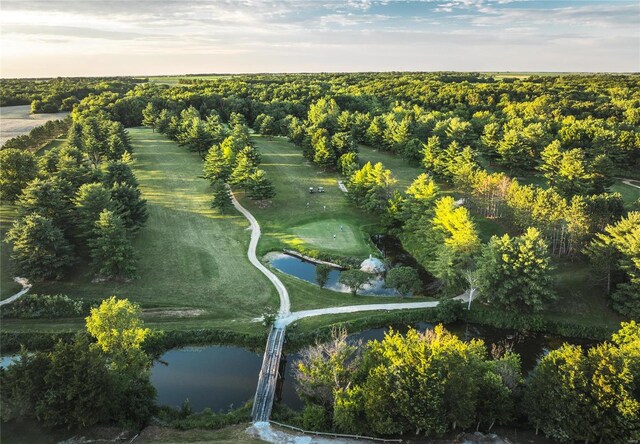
[371, 234, 436, 293]
[151, 345, 262, 412]
[266, 252, 399, 296]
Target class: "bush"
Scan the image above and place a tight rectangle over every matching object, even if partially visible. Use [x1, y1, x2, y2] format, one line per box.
[155, 401, 252, 430]
[0, 294, 90, 319]
[301, 404, 330, 430]
[435, 298, 465, 323]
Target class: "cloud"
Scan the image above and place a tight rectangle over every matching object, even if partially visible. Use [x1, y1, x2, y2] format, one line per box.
[0, 0, 638, 76]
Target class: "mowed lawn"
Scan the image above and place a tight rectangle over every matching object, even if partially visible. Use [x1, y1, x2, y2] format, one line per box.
[238, 136, 376, 258]
[0, 204, 21, 300]
[5, 128, 277, 328]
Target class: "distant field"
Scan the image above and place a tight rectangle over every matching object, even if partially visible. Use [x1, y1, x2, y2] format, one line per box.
[238, 136, 376, 258]
[0, 105, 69, 146]
[146, 75, 232, 86]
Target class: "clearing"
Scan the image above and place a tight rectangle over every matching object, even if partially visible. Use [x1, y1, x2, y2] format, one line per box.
[237, 136, 376, 258]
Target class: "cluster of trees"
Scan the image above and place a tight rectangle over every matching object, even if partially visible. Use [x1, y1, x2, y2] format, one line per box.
[0, 297, 155, 429]
[4, 110, 146, 281]
[287, 98, 360, 171]
[142, 103, 276, 205]
[294, 323, 639, 443]
[0, 77, 144, 111]
[1, 118, 70, 152]
[585, 212, 640, 318]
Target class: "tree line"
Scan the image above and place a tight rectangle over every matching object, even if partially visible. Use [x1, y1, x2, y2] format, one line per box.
[141, 103, 275, 207]
[1, 118, 71, 152]
[1, 297, 155, 429]
[2, 106, 147, 282]
[293, 323, 639, 443]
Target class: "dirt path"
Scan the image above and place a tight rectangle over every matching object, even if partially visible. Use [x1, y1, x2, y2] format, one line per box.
[620, 178, 640, 190]
[230, 191, 290, 317]
[0, 277, 32, 306]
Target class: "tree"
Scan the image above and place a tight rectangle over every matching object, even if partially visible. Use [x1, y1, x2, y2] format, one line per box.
[361, 326, 487, 436]
[478, 227, 555, 312]
[316, 264, 332, 288]
[258, 114, 277, 138]
[109, 183, 148, 232]
[73, 182, 113, 239]
[203, 143, 231, 183]
[339, 269, 370, 295]
[85, 296, 151, 374]
[6, 213, 74, 280]
[18, 177, 73, 230]
[141, 102, 159, 131]
[89, 209, 137, 280]
[211, 180, 232, 213]
[0, 149, 37, 203]
[229, 150, 258, 188]
[385, 266, 421, 296]
[294, 327, 361, 410]
[36, 334, 113, 428]
[585, 212, 640, 317]
[247, 169, 276, 200]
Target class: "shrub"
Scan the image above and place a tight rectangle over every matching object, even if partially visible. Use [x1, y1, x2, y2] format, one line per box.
[0, 294, 89, 319]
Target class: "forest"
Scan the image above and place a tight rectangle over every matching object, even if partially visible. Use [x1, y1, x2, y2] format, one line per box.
[1, 72, 639, 441]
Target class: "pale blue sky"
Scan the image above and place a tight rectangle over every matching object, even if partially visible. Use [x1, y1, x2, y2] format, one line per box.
[1, 0, 638, 77]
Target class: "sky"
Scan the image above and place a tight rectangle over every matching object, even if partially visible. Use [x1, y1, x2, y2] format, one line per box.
[1, 0, 639, 77]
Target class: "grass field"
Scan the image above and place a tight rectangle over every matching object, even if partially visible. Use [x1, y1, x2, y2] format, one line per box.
[610, 180, 640, 206]
[357, 144, 422, 191]
[0, 204, 20, 300]
[0, 105, 69, 146]
[237, 136, 376, 258]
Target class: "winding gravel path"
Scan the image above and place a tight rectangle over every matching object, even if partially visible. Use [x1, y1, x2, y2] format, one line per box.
[0, 277, 32, 306]
[620, 178, 640, 190]
[230, 191, 290, 317]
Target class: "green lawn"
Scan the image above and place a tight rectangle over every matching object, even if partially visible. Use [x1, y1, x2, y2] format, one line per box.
[237, 136, 376, 258]
[1, 204, 20, 300]
[609, 180, 640, 206]
[5, 128, 279, 328]
[357, 144, 423, 191]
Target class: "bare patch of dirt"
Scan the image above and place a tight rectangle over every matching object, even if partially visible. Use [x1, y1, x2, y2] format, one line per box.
[142, 308, 205, 318]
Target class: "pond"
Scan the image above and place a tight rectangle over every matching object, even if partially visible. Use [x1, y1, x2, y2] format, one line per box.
[150, 322, 595, 413]
[0, 323, 597, 415]
[265, 251, 399, 296]
[265, 234, 436, 297]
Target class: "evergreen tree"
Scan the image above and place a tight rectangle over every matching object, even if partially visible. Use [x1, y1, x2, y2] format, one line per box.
[89, 210, 136, 279]
[229, 150, 258, 189]
[73, 182, 113, 239]
[0, 149, 37, 203]
[203, 143, 231, 183]
[109, 183, 148, 232]
[6, 213, 74, 280]
[478, 227, 555, 312]
[141, 102, 159, 131]
[211, 180, 232, 213]
[247, 169, 276, 200]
